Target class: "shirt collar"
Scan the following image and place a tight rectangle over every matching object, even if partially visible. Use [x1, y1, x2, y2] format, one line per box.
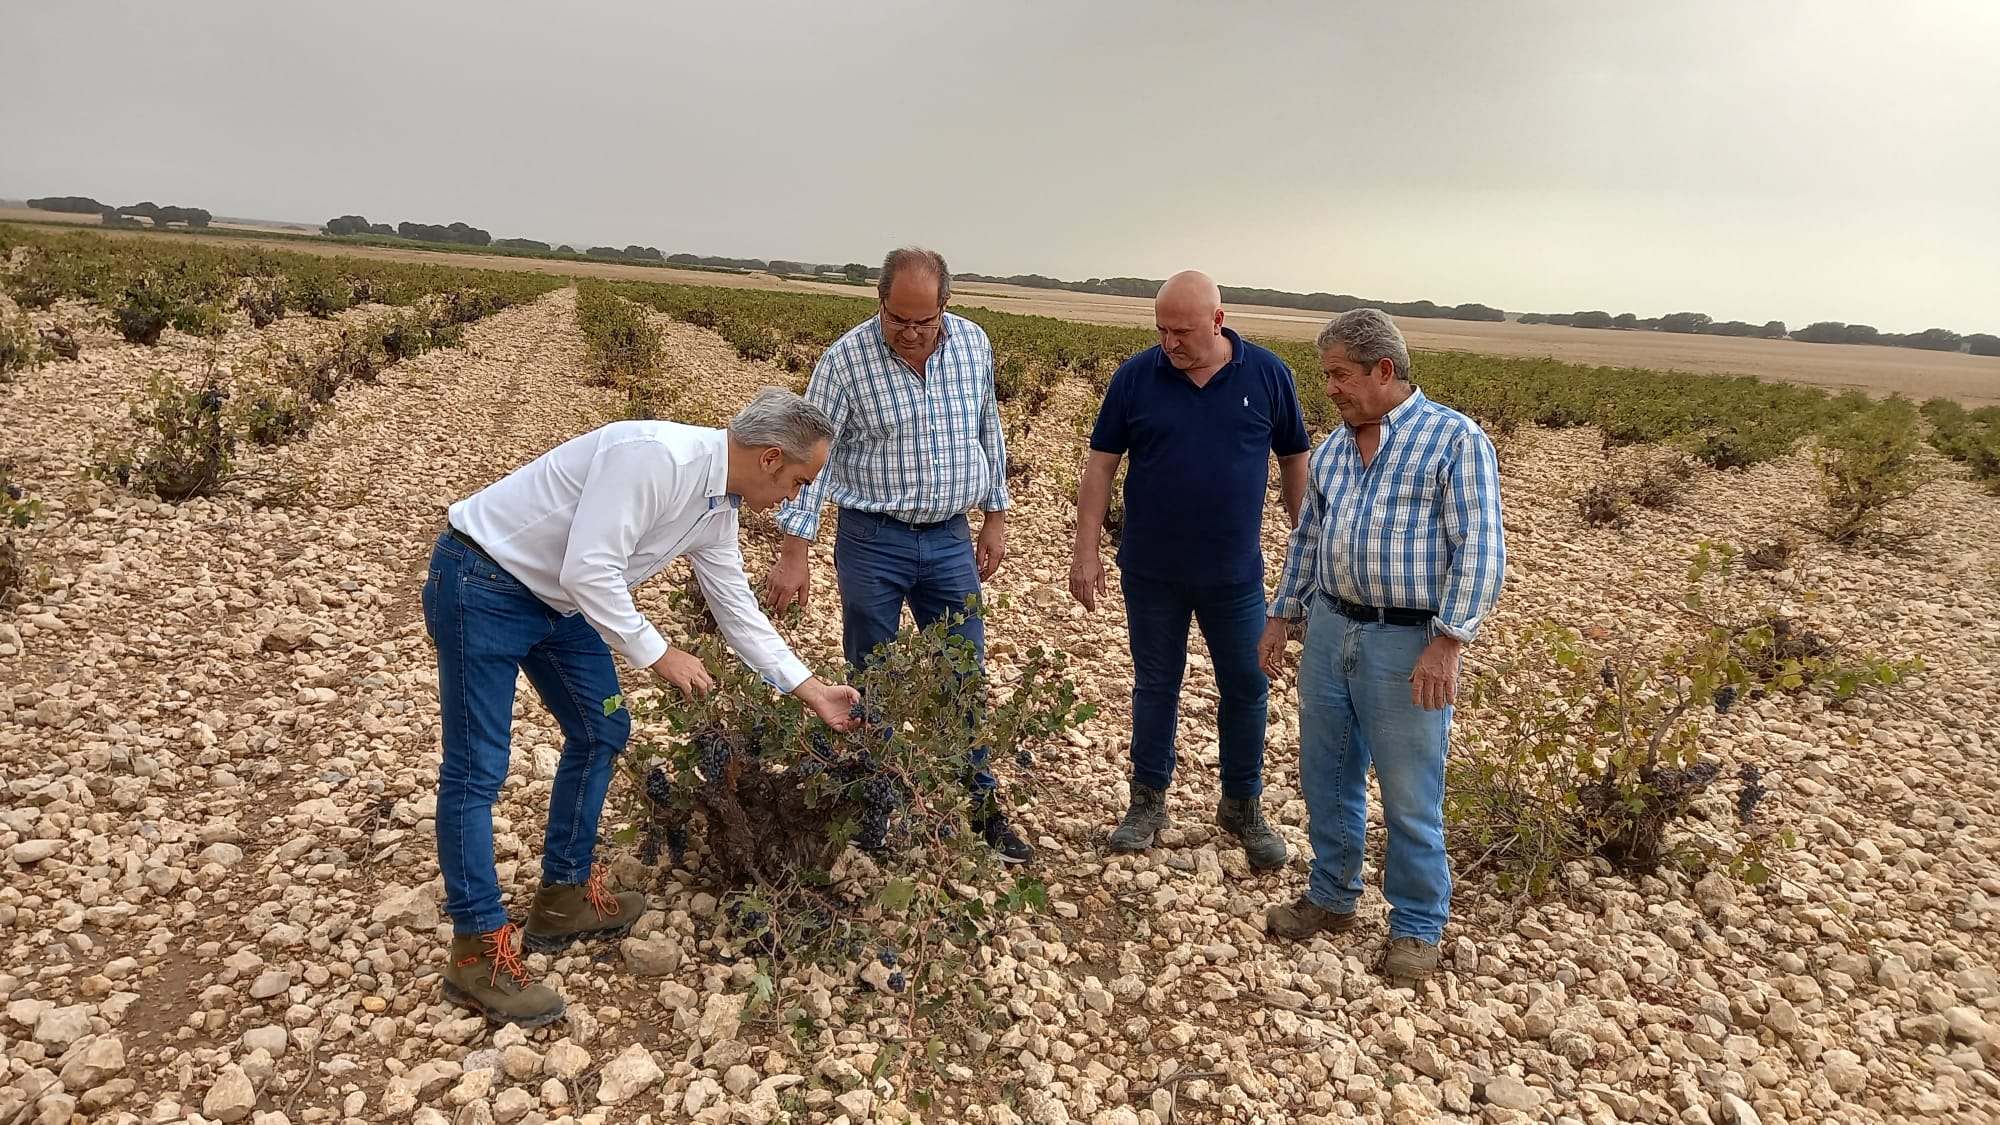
[703, 428, 740, 508]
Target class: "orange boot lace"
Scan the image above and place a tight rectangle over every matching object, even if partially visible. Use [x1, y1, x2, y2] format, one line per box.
[584, 862, 623, 920]
[478, 921, 534, 990]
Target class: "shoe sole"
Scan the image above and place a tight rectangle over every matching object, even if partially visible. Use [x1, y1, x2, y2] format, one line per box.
[520, 919, 638, 954]
[440, 978, 566, 1029]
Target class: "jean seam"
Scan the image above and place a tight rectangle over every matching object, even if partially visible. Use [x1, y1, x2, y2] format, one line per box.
[542, 650, 604, 885]
[447, 557, 505, 935]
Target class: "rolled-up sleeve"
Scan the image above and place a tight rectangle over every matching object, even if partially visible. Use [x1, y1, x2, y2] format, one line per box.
[976, 334, 1011, 513]
[774, 349, 850, 543]
[1435, 427, 1506, 642]
[1268, 442, 1329, 619]
[558, 439, 673, 669]
[684, 522, 814, 693]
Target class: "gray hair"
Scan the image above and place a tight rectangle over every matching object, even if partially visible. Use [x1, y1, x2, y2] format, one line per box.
[878, 246, 951, 306]
[728, 387, 835, 462]
[1316, 308, 1411, 382]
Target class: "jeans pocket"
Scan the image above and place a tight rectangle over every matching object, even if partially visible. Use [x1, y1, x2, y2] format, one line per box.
[837, 509, 881, 543]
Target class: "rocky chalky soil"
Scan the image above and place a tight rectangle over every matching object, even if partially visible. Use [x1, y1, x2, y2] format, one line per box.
[2, 287, 1997, 1125]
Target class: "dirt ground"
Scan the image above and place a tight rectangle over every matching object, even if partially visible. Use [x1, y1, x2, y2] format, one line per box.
[7, 215, 1996, 404]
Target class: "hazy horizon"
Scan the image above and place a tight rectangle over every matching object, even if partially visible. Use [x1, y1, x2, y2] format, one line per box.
[4, 1, 1996, 335]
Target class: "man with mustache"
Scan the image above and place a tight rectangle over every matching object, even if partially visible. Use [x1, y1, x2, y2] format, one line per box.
[1072, 270, 1311, 871]
[1258, 308, 1505, 987]
[764, 247, 1031, 864]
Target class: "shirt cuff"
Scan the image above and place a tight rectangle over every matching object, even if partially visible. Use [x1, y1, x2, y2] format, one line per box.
[767, 654, 813, 695]
[775, 508, 819, 542]
[625, 625, 669, 671]
[1434, 618, 1478, 644]
[1268, 595, 1309, 620]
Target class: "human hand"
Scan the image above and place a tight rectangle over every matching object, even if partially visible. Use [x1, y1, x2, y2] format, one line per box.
[1410, 636, 1463, 711]
[1258, 618, 1292, 679]
[650, 647, 714, 697]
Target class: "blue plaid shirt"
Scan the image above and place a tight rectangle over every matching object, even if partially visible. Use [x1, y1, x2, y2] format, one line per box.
[1269, 388, 1505, 642]
[776, 312, 1010, 542]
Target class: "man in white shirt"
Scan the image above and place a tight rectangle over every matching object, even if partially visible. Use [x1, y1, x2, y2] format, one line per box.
[423, 387, 860, 1027]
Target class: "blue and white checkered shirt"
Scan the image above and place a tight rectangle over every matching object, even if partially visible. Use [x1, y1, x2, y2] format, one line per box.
[776, 312, 1011, 542]
[1268, 388, 1505, 642]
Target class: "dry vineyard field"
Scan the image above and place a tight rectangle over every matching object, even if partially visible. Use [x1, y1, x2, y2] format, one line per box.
[1, 225, 1998, 1125]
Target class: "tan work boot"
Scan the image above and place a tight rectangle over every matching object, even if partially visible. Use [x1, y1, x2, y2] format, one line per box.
[1265, 894, 1359, 941]
[441, 922, 565, 1028]
[522, 863, 647, 953]
[1382, 936, 1442, 985]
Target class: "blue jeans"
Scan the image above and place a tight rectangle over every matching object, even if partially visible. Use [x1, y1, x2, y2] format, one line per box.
[422, 531, 632, 936]
[1121, 572, 1270, 799]
[833, 508, 995, 794]
[1296, 599, 1452, 941]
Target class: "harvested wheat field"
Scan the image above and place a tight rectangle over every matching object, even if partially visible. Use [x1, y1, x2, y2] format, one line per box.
[1, 231, 1998, 1125]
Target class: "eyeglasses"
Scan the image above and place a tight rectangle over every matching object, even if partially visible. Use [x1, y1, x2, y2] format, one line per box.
[881, 306, 945, 336]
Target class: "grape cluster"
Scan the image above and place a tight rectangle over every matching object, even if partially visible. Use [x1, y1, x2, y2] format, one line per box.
[638, 822, 664, 866]
[1015, 749, 1035, 770]
[1599, 665, 1617, 688]
[696, 732, 732, 784]
[887, 970, 906, 993]
[877, 946, 898, 968]
[855, 776, 896, 851]
[1712, 685, 1739, 714]
[1736, 762, 1767, 824]
[644, 765, 673, 810]
[665, 825, 688, 869]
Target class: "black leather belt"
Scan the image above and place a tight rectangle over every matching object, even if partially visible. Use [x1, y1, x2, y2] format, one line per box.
[1327, 595, 1433, 627]
[447, 526, 495, 562]
[846, 507, 959, 533]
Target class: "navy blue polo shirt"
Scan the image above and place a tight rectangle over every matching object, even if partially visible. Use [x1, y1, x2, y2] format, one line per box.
[1089, 328, 1311, 585]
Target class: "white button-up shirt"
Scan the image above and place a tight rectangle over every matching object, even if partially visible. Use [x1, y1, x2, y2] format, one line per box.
[448, 421, 813, 692]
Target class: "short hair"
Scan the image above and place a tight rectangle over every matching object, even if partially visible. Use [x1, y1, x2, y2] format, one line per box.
[1315, 308, 1411, 382]
[878, 246, 951, 306]
[727, 386, 835, 462]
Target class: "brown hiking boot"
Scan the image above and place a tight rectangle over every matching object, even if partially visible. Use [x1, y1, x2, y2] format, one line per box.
[1265, 894, 1359, 941]
[1216, 795, 1289, 871]
[441, 922, 565, 1028]
[522, 863, 646, 953]
[1382, 936, 1442, 985]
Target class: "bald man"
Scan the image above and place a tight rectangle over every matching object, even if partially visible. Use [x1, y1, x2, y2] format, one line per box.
[1071, 271, 1311, 870]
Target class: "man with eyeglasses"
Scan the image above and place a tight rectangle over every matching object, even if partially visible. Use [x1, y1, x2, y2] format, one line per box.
[765, 246, 1032, 863]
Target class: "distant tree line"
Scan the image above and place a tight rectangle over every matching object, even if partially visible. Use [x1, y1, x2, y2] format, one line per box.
[28, 195, 210, 228]
[590, 245, 665, 261]
[1514, 308, 1992, 354]
[322, 214, 489, 245]
[948, 271, 1507, 323]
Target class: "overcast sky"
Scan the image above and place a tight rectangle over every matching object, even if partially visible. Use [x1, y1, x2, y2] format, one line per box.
[5, 1, 1996, 333]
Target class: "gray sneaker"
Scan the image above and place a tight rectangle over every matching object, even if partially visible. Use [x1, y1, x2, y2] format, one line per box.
[1107, 782, 1169, 852]
[1216, 794, 1288, 870]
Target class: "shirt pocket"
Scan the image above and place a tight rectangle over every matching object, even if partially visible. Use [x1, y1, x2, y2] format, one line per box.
[1371, 465, 1443, 532]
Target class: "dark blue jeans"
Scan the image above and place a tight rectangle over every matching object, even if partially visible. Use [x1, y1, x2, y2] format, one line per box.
[422, 531, 632, 936]
[833, 508, 995, 794]
[1121, 571, 1270, 799]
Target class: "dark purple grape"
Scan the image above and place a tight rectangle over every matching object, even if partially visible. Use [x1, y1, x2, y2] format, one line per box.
[887, 970, 906, 993]
[877, 946, 897, 968]
[644, 765, 672, 809]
